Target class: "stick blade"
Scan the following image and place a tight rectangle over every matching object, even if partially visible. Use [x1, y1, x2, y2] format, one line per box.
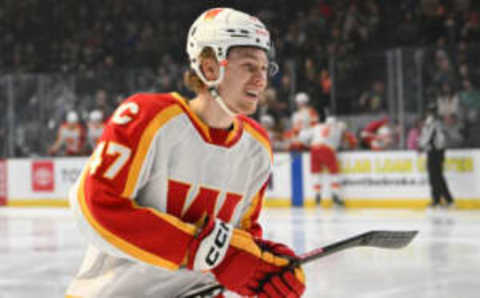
[361, 230, 418, 249]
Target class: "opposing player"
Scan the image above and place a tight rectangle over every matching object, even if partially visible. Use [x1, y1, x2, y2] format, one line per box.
[66, 8, 305, 298]
[300, 115, 357, 206]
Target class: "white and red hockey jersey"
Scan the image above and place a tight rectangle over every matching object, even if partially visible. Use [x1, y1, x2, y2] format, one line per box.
[55, 123, 85, 155]
[86, 122, 105, 150]
[310, 121, 345, 149]
[291, 107, 319, 133]
[300, 119, 354, 150]
[66, 92, 272, 297]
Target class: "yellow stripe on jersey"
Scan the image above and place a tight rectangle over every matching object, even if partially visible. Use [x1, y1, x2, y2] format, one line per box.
[240, 189, 263, 231]
[170, 92, 212, 142]
[78, 165, 195, 270]
[225, 118, 241, 144]
[122, 104, 183, 198]
[243, 122, 273, 162]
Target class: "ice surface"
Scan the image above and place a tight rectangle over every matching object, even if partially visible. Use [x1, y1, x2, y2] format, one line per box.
[0, 207, 479, 298]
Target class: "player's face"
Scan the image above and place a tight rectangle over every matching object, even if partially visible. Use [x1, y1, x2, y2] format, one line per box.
[218, 47, 268, 115]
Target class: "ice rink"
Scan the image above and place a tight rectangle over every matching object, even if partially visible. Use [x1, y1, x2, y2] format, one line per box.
[0, 206, 479, 298]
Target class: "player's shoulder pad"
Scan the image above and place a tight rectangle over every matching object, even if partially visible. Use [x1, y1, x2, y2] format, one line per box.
[103, 93, 187, 145]
[238, 115, 272, 159]
[124, 92, 181, 112]
[114, 92, 186, 125]
[239, 115, 270, 142]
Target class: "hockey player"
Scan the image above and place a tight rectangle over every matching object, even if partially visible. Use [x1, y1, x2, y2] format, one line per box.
[300, 116, 357, 206]
[291, 92, 319, 133]
[85, 109, 105, 154]
[66, 8, 305, 298]
[48, 111, 85, 156]
[360, 117, 395, 150]
[288, 92, 319, 150]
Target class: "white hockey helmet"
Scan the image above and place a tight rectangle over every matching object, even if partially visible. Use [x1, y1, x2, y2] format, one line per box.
[260, 114, 275, 128]
[89, 109, 103, 122]
[295, 92, 310, 105]
[377, 125, 391, 136]
[325, 116, 336, 124]
[187, 7, 275, 87]
[66, 111, 79, 124]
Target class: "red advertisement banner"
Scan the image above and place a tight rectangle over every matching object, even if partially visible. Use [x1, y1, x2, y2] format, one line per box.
[32, 160, 55, 192]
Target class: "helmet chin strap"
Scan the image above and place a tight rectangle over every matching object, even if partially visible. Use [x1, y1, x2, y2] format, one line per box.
[194, 61, 237, 117]
[208, 86, 237, 118]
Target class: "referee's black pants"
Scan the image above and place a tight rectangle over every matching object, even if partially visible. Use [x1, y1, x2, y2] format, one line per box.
[426, 149, 454, 205]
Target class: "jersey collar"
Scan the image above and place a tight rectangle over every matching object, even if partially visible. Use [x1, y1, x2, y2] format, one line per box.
[170, 92, 244, 148]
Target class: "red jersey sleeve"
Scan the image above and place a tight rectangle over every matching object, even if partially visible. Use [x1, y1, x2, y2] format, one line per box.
[74, 93, 197, 271]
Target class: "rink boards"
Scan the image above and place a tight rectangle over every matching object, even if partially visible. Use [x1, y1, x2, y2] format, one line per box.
[1, 149, 479, 209]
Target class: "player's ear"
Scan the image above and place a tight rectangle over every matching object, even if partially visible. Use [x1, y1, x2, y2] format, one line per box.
[200, 57, 220, 81]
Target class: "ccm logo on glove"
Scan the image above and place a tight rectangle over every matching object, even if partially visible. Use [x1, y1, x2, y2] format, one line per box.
[206, 222, 231, 266]
[193, 220, 233, 271]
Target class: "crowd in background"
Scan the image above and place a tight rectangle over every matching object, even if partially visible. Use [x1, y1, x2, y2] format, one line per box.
[2, 0, 480, 157]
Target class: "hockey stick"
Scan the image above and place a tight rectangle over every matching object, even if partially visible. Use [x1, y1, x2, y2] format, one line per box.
[178, 230, 418, 298]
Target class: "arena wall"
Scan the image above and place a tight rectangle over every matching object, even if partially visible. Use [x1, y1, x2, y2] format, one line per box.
[1, 150, 479, 209]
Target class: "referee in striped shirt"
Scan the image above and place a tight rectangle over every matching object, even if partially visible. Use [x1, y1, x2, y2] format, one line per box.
[418, 103, 455, 208]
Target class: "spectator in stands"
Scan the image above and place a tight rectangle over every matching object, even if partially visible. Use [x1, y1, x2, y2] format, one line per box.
[297, 57, 321, 108]
[432, 49, 456, 88]
[457, 62, 471, 82]
[459, 79, 480, 147]
[460, 10, 480, 41]
[343, 2, 371, 43]
[443, 114, 465, 148]
[316, 68, 332, 113]
[444, 12, 458, 46]
[407, 117, 424, 150]
[455, 40, 472, 65]
[437, 82, 461, 118]
[396, 12, 420, 46]
[358, 80, 386, 113]
[85, 110, 105, 154]
[459, 79, 480, 112]
[48, 111, 85, 156]
[92, 88, 115, 120]
[275, 73, 295, 119]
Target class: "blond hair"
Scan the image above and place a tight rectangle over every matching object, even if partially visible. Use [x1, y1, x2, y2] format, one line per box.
[183, 47, 216, 94]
